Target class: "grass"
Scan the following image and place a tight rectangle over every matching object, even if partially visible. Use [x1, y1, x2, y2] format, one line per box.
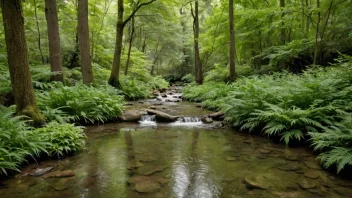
[183, 55, 352, 173]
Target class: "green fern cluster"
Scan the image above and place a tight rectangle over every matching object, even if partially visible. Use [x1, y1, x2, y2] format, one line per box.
[310, 116, 352, 173]
[0, 107, 86, 175]
[185, 56, 352, 172]
[36, 84, 124, 123]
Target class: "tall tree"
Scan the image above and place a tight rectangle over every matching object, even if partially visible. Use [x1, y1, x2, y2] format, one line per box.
[280, 0, 286, 45]
[45, 0, 64, 82]
[1, 0, 44, 124]
[313, 0, 320, 65]
[78, 0, 94, 84]
[124, 16, 135, 75]
[108, 0, 156, 88]
[228, 0, 236, 82]
[34, 0, 45, 64]
[191, 0, 203, 84]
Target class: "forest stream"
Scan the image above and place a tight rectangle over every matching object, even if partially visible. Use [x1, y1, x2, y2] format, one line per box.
[1, 88, 352, 198]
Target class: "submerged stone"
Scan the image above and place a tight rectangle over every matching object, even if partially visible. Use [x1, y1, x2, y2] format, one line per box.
[277, 164, 300, 171]
[272, 191, 302, 198]
[226, 156, 237, 161]
[135, 180, 161, 193]
[44, 170, 75, 178]
[244, 176, 270, 190]
[51, 178, 71, 191]
[285, 155, 298, 161]
[304, 162, 321, 170]
[304, 171, 320, 179]
[258, 149, 272, 154]
[29, 166, 55, 176]
[138, 165, 164, 176]
[298, 179, 317, 189]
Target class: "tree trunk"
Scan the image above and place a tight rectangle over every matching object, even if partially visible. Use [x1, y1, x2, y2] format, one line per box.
[1, 0, 44, 124]
[229, 0, 236, 82]
[78, 0, 94, 84]
[125, 16, 135, 75]
[280, 0, 286, 45]
[34, 0, 45, 64]
[109, 0, 155, 88]
[45, 0, 64, 82]
[192, 0, 203, 85]
[313, 0, 320, 65]
[109, 0, 124, 88]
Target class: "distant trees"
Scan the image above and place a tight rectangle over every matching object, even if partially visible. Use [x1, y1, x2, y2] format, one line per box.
[228, 0, 236, 82]
[45, 0, 64, 82]
[78, 0, 94, 84]
[191, 0, 203, 85]
[109, 0, 156, 88]
[1, 0, 44, 124]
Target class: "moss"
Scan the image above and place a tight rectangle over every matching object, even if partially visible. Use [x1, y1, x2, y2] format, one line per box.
[20, 105, 45, 126]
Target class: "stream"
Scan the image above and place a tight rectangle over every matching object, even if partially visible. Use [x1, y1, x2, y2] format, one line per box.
[1, 88, 352, 198]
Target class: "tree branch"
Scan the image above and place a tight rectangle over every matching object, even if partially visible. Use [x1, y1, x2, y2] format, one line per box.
[123, 0, 157, 26]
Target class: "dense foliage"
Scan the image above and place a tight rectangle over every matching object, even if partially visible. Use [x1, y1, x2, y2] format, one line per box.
[0, 107, 85, 175]
[36, 84, 124, 123]
[184, 56, 352, 173]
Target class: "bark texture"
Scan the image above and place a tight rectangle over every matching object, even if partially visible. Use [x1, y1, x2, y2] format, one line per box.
[229, 0, 236, 82]
[78, 0, 94, 84]
[1, 0, 44, 124]
[45, 0, 64, 82]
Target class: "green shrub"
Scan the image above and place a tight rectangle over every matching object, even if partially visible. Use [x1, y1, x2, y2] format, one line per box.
[181, 74, 194, 83]
[0, 107, 86, 175]
[310, 116, 352, 173]
[35, 122, 86, 157]
[0, 107, 46, 175]
[36, 84, 124, 123]
[184, 55, 352, 172]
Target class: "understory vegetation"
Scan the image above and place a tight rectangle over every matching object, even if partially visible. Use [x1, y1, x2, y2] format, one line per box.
[184, 56, 352, 173]
[0, 107, 85, 175]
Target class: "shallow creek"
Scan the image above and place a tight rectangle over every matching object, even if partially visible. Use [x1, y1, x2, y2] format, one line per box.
[1, 91, 352, 198]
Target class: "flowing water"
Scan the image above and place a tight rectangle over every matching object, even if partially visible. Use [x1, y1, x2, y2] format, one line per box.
[1, 91, 352, 198]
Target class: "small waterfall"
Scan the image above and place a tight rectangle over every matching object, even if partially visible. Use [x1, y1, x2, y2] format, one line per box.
[170, 116, 202, 127]
[139, 115, 156, 125]
[177, 117, 201, 123]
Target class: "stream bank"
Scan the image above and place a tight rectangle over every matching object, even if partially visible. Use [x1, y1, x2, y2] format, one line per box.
[0, 87, 351, 198]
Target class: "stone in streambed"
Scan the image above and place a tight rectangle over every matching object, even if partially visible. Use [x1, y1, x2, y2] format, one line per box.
[201, 116, 213, 124]
[298, 179, 317, 189]
[285, 155, 298, 161]
[44, 170, 75, 178]
[29, 166, 55, 176]
[226, 156, 237, 161]
[244, 175, 270, 190]
[146, 109, 176, 122]
[209, 112, 225, 121]
[51, 178, 72, 191]
[304, 171, 319, 179]
[258, 148, 272, 154]
[119, 110, 142, 122]
[277, 164, 300, 171]
[138, 165, 165, 176]
[135, 180, 161, 193]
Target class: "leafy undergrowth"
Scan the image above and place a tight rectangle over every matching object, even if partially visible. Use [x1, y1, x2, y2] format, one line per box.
[0, 107, 85, 175]
[183, 55, 352, 173]
[36, 83, 124, 124]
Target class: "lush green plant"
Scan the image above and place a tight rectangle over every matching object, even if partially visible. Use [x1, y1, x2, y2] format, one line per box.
[0, 106, 86, 175]
[181, 73, 194, 83]
[310, 116, 352, 173]
[0, 107, 46, 175]
[36, 84, 124, 123]
[184, 57, 352, 172]
[35, 122, 86, 157]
